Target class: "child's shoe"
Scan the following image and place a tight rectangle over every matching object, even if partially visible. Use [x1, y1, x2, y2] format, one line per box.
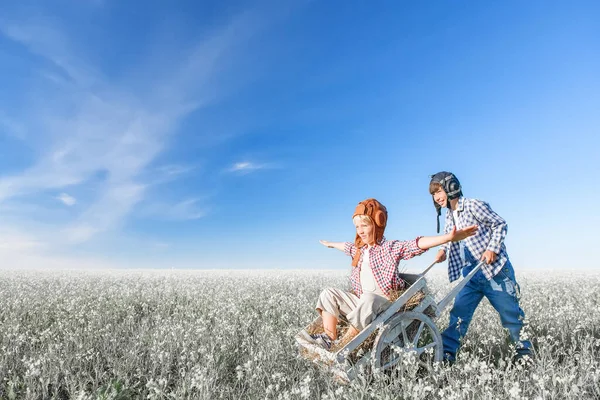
[300, 331, 334, 351]
[512, 354, 534, 368]
[313, 333, 333, 350]
[442, 352, 456, 367]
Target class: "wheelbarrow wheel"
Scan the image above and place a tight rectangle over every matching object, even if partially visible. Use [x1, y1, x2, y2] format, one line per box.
[372, 311, 443, 374]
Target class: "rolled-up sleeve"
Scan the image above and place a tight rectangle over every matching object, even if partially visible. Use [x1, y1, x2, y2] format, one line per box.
[388, 238, 427, 263]
[470, 199, 507, 254]
[344, 242, 356, 258]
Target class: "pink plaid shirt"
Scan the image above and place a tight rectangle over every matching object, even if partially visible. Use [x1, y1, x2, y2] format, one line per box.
[344, 237, 426, 298]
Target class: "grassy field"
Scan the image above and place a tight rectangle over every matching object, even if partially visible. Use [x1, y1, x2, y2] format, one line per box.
[0, 268, 598, 399]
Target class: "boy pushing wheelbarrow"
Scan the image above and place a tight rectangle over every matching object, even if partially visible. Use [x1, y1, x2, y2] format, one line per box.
[429, 171, 534, 365]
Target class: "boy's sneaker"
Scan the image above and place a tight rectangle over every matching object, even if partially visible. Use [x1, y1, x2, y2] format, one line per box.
[442, 352, 456, 367]
[512, 354, 534, 368]
[300, 331, 334, 351]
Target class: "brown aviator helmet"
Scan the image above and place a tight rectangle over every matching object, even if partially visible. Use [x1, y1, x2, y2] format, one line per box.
[351, 198, 388, 267]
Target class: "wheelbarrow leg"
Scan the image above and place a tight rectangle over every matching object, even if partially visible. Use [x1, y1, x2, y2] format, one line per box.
[372, 311, 443, 373]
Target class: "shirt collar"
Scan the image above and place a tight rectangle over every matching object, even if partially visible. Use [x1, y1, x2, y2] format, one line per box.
[457, 197, 465, 212]
[359, 236, 386, 249]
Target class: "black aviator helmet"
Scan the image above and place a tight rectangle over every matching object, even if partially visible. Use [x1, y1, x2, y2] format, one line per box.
[430, 171, 463, 233]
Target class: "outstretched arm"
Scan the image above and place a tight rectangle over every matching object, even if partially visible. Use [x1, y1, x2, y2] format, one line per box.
[319, 240, 346, 252]
[417, 225, 478, 250]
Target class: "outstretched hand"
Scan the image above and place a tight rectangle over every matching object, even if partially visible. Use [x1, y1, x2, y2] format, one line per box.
[448, 225, 478, 242]
[319, 240, 334, 248]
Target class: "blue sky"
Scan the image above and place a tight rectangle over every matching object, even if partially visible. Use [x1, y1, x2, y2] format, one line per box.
[0, 0, 598, 271]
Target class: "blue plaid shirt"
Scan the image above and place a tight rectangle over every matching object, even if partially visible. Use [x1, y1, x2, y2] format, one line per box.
[441, 197, 508, 282]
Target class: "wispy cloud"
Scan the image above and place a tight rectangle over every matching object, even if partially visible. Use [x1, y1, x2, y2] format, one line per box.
[138, 198, 207, 222]
[166, 198, 207, 220]
[0, 230, 44, 252]
[0, 19, 100, 88]
[146, 164, 198, 186]
[57, 192, 77, 206]
[0, 8, 263, 263]
[155, 164, 196, 178]
[227, 161, 275, 174]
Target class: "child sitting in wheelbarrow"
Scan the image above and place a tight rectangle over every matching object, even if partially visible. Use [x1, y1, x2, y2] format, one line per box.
[303, 198, 477, 351]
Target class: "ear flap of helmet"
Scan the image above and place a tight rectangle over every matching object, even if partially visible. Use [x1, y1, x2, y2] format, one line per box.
[373, 209, 386, 228]
[430, 171, 462, 232]
[430, 171, 461, 199]
[444, 175, 462, 200]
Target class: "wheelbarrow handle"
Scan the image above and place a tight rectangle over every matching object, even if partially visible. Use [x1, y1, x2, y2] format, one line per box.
[434, 261, 486, 316]
[419, 261, 438, 277]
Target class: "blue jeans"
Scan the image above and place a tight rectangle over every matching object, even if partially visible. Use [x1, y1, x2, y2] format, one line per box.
[441, 261, 532, 361]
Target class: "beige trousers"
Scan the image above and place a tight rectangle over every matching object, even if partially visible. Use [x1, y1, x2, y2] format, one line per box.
[315, 287, 392, 331]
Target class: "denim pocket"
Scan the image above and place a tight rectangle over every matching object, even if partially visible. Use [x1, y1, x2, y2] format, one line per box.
[499, 266, 514, 279]
[496, 267, 520, 299]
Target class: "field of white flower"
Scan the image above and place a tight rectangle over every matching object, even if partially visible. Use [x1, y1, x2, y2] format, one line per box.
[0, 268, 598, 399]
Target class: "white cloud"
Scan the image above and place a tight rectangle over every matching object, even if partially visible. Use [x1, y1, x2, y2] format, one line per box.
[228, 161, 272, 174]
[64, 181, 146, 243]
[155, 164, 195, 177]
[146, 164, 198, 186]
[168, 199, 206, 220]
[138, 198, 207, 221]
[63, 225, 99, 244]
[57, 192, 77, 206]
[0, 12, 258, 248]
[0, 249, 125, 270]
[0, 234, 44, 252]
[0, 20, 99, 88]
